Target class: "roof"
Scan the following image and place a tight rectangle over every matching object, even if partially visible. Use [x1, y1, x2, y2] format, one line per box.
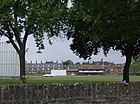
[66, 69, 79, 72]
[79, 64, 104, 70]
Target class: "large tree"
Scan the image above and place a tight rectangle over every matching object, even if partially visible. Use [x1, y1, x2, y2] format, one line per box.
[0, 0, 68, 83]
[67, 0, 140, 83]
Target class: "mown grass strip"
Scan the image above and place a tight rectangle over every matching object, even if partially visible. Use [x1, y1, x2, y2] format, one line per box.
[0, 75, 139, 85]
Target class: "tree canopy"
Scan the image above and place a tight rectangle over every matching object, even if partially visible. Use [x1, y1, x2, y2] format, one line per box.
[0, 0, 68, 83]
[63, 60, 74, 65]
[67, 0, 140, 83]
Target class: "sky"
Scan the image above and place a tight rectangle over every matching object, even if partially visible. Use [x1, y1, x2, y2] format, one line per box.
[0, 36, 125, 64]
[25, 35, 126, 64]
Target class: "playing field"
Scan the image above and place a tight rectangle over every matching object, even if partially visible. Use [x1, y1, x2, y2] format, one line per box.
[0, 75, 140, 85]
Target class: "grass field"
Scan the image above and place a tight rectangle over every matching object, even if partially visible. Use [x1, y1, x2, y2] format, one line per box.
[0, 75, 140, 85]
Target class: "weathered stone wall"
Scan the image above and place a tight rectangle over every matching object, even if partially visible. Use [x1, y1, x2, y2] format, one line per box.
[0, 82, 140, 104]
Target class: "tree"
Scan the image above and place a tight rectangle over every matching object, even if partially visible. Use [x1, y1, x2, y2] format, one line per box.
[130, 58, 140, 74]
[75, 62, 81, 65]
[67, 0, 140, 83]
[0, 0, 68, 83]
[63, 60, 74, 65]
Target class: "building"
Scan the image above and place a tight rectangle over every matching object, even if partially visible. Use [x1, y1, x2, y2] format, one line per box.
[25, 61, 63, 75]
[26, 60, 124, 76]
[114, 64, 124, 74]
[0, 42, 20, 77]
[66, 69, 79, 76]
[78, 64, 104, 75]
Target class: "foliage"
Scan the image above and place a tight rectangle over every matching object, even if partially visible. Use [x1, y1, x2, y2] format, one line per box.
[0, 0, 68, 50]
[67, 0, 140, 59]
[63, 60, 74, 65]
[130, 58, 140, 72]
[66, 0, 140, 82]
[75, 62, 81, 65]
[0, 0, 68, 83]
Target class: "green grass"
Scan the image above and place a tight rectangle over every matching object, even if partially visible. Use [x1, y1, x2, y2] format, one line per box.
[0, 75, 139, 85]
[0, 78, 20, 85]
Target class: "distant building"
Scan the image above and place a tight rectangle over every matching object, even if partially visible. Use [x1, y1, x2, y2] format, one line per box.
[78, 64, 104, 75]
[26, 60, 124, 76]
[25, 61, 63, 75]
[65, 61, 124, 76]
[66, 69, 79, 76]
[114, 64, 124, 74]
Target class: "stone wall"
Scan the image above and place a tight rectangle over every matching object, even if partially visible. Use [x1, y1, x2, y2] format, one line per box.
[0, 82, 140, 104]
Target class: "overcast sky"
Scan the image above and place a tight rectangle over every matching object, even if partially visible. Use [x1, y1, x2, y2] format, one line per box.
[25, 35, 126, 64]
[0, 36, 125, 64]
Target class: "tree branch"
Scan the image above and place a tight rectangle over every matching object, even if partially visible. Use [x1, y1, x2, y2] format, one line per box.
[23, 29, 29, 47]
[11, 0, 22, 48]
[23, 24, 37, 47]
[5, 24, 20, 54]
[9, 21, 22, 45]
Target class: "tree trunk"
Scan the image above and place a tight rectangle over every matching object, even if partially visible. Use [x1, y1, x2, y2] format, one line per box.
[123, 54, 132, 83]
[19, 49, 26, 84]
